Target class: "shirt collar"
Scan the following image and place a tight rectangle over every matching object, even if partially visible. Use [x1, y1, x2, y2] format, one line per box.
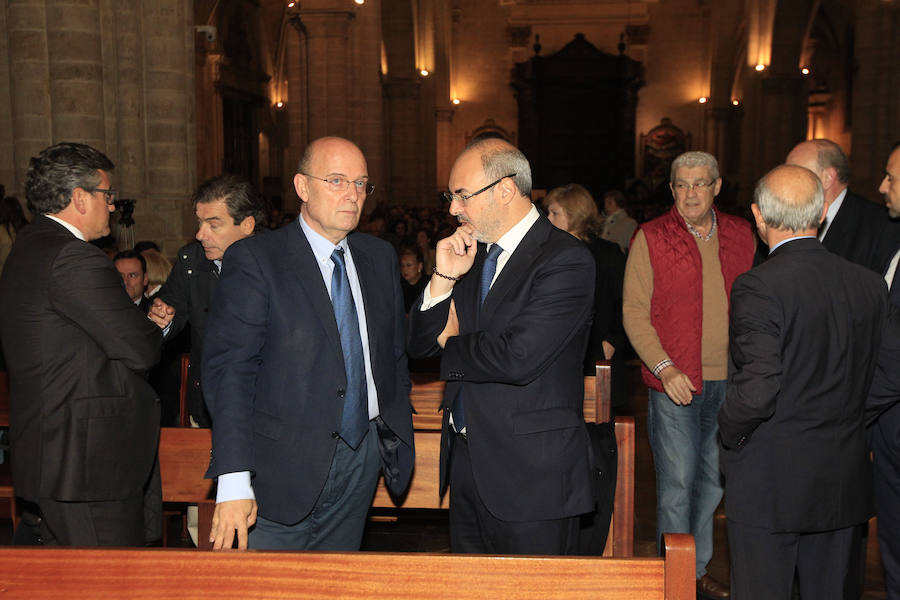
[298, 212, 347, 264]
[491, 204, 540, 256]
[769, 235, 817, 254]
[44, 214, 86, 241]
[825, 188, 847, 225]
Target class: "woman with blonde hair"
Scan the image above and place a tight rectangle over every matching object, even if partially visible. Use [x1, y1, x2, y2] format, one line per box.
[544, 183, 627, 408]
[141, 248, 173, 298]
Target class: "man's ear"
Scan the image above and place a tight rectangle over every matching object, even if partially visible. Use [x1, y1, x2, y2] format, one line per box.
[71, 188, 90, 215]
[750, 203, 767, 237]
[820, 166, 837, 191]
[498, 177, 516, 206]
[293, 173, 308, 202]
[239, 216, 255, 236]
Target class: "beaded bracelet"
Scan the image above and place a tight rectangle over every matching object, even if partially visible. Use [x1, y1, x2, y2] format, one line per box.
[432, 267, 462, 281]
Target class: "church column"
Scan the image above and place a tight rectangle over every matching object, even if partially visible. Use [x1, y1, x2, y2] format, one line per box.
[294, 7, 355, 140]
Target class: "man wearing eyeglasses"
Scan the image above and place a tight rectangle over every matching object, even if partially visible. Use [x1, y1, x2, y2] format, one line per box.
[623, 151, 754, 599]
[201, 136, 413, 551]
[0, 142, 171, 545]
[407, 138, 596, 555]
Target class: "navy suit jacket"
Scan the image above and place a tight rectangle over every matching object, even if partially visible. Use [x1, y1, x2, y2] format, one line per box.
[823, 189, 900, 273]
[720, 238, 889, 532]
[408, 215, 596, 522]
[202, 221, 414, 524]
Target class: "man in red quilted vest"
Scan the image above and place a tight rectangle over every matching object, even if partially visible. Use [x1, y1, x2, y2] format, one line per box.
[623, 151, 755, 599]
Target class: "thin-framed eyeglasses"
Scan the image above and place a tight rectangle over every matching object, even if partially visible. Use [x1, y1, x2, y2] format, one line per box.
[92, 188, 118, 205]
[672, 179, 718, 193]
[300, 173, 375, 195]
[442, 173, 517, 206]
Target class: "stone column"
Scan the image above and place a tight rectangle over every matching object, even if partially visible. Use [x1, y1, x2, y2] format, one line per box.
[296, 7, 355, 139]
[141, 0, 195, 243]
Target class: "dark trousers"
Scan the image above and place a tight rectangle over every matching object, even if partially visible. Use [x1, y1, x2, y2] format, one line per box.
[248, 420, 381, 551]
[872, 402, 900, 600]
[448, 433, 580, 555]
[15, 493, 145, 546]
[728, 518, 864, 600]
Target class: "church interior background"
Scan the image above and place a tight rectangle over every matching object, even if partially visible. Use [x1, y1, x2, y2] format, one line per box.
[0, 0, 897, 258]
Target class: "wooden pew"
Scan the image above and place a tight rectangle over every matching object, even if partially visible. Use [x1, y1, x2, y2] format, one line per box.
[0, 533, 696, 599]
[157, 427, 216, 548]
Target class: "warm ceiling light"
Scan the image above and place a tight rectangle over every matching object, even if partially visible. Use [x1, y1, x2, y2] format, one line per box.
[755, 63, 766, 71]
[354, 0, 365, 4]
[698, 96, 708, 104]
[287, 1, 295, 7]
[451, 98, 461, 105]
[419, 69, 430, 77]
[275, 101, 284, 108]
[732, 99, 739, 106]
[801, 67, 810, 75]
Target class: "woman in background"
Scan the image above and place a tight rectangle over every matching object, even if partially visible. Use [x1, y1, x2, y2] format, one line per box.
[544, 183, 628, 410]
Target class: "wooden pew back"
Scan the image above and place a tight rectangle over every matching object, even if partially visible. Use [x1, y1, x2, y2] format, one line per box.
[0, 534, 695, 600]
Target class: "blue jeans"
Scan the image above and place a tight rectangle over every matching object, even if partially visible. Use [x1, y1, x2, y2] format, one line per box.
[648, 380, 725, 578]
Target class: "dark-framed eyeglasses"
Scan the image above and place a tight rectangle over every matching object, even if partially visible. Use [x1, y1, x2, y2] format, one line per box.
[442, 173, 517, 206]
[300, 173, 375, 195]
[92, 188, 118, 205]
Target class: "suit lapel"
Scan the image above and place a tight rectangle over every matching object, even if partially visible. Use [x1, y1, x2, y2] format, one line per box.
[286, 225, 343, 361]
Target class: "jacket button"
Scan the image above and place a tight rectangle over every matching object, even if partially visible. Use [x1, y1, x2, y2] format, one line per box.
[338, 388, 345, 397]
[331, 431, 340, 439]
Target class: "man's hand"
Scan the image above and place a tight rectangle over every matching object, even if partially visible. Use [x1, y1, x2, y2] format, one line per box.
[430, 225, 478, 297]
[148, 297, 175, 330]
[437, 299, 459, 348]
[210, 498, 258, 550]
[601, 341, 616, 360]
[659, 366, 696, 406]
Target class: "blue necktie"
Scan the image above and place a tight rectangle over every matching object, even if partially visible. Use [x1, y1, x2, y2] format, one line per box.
[451, 243, 503, 432]
[330, 248, 369, 449]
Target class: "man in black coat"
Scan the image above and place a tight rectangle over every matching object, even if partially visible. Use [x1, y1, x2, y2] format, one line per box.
[0, 142, 170, 545]
[719, 164, 893, 598]
[152, 175, 267, 427]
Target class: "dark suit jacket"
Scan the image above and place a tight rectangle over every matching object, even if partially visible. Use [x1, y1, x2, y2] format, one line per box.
[0, 216, 162, 502]
[408, 215, 596, 522]
[156, 242, 218, 427]
[719, 238, 888, 532]
[202, 222, 414, 525]
[822, 189, 900, 273]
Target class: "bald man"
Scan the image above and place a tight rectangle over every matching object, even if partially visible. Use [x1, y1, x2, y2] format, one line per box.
[786, 138, 899, 272]
[719, 165, 891, 599]
[202, 137, 414, 551]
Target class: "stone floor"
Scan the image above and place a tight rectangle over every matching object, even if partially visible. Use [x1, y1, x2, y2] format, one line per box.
[0, 363, 889, 598]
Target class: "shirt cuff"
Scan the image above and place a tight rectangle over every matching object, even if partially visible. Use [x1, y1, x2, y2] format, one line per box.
[216, 471, 255, 503]
[420, 283, 452, 311]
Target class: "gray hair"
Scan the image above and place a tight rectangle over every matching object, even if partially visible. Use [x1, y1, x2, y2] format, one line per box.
[25, 142, 114, 215]
[467, 138, 533, 197]
[192, 174, 268, 232]
[811, 139, 850, 184]
[670, 151, 720, 183]
[755, 167, 824, 231]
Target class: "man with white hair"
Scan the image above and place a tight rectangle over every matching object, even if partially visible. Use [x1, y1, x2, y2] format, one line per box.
[623, 151, 755, 598]
[721, 164, 893, 598]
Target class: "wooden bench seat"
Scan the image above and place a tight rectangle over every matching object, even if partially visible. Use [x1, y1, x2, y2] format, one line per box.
[0, 533, 695, 599]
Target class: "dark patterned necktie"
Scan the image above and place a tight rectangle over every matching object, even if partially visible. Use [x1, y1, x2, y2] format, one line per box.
[330, 248, 368, 449]
[451, 244, 504, 432]
[890, 251, 900, 310]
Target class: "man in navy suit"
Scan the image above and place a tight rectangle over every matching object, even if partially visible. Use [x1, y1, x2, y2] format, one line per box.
[407, 138, 596, 554]
[202, 137, 414, 550]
